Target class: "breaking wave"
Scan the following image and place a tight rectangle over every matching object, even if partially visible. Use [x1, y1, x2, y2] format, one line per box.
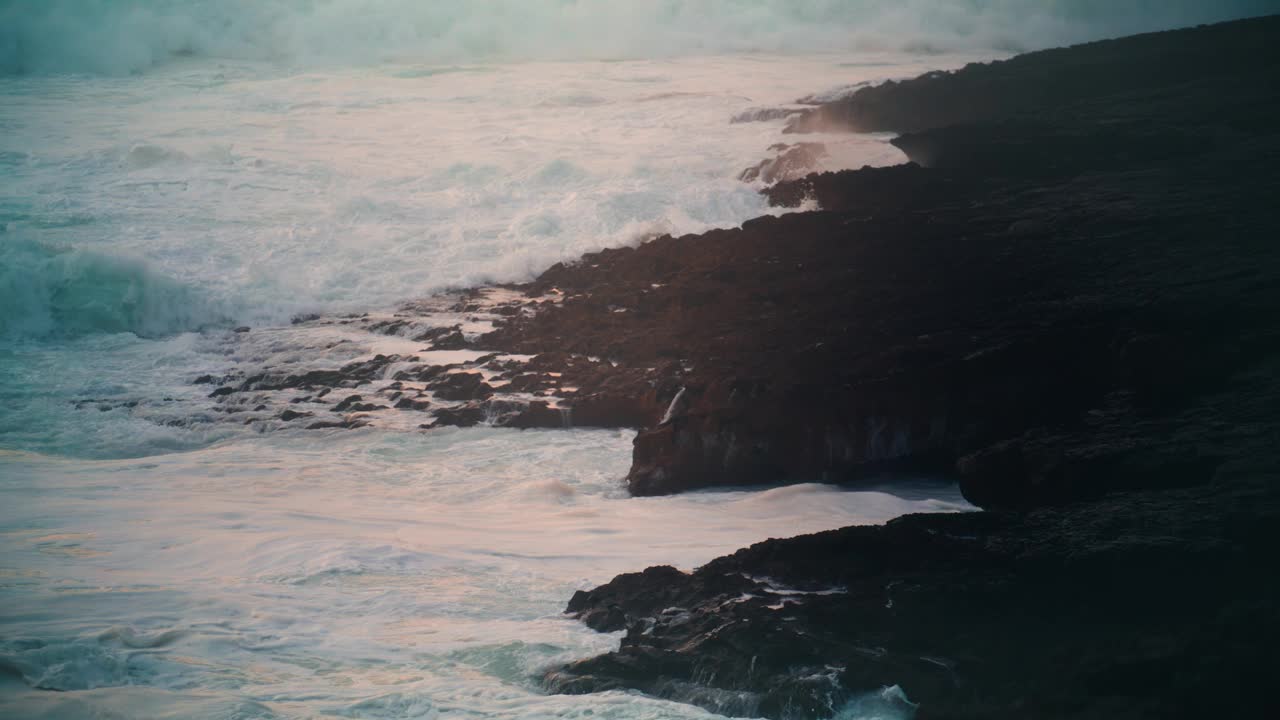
[0, 239, 232, 339]
[3, 0, 1276, 76]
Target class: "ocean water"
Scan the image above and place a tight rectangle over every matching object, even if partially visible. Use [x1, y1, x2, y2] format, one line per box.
[3, 2, 1273, 718]
[0, 435, 969, 719]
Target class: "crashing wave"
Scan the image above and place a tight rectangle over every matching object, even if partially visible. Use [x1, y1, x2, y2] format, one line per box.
[0, 239, 232, 340]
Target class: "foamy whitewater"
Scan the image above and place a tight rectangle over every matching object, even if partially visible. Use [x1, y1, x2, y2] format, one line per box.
[2, 2, 1273, 718]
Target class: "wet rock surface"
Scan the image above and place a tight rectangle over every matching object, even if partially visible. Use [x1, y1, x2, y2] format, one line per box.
[538, 15, 1280, 720]
[157, 17, 1280, 510]
[87, 21, 1280, 717]
[548, 480, 1280, 719]
[176, 287, 669, 436]
[490, 16, 1280, 503]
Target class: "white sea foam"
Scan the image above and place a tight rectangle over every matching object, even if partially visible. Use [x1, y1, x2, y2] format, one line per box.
[0, 51, 982, 460]
[0, 433, 971, 719]
[1, 54, 945, 338]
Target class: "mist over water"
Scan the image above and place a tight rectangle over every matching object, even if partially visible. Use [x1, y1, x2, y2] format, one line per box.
[3, 0, 1277, 76]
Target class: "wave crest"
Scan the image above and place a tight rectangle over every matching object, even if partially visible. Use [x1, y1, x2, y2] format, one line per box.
[0, 239, 231, 340]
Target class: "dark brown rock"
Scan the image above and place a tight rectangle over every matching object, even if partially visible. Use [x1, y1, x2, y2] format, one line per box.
[414, 324, 469, 349]
[428, 372, 494, 402]
[305, 417, 367, 430]
[475, 15, 1280, 505]
[543, 15, 1280, 719]
[428, 403, 486, 428]
[394, 397, 432, 411]
[547, 480, 1280, 719]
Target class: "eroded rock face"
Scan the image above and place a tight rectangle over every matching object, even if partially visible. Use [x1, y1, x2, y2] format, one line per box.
[546, 480, 1280, 719]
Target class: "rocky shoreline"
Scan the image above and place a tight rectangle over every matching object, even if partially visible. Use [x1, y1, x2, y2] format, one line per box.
[181, 16, 1280, 718]
[531, 16, 1279, 720]
[547, 480, 1279, 719]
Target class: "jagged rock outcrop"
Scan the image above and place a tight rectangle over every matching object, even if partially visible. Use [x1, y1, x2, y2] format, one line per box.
[547, 478, 1280, 719]
[542, 15, 1280, 720]
[478, 15, 1280, 505]
[183, 17, 1280, 514]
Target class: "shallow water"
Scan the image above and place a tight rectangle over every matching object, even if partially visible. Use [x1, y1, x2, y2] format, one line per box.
[0, 432, 970, 719]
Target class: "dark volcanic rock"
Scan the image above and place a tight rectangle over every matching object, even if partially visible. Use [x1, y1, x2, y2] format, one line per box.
[541, 15, 1280, 720]
[548, 480, 1280, 719]
[330, 394, 387, 413]
[332, 394, 364, 412]
[428, 372, 494, 401]
[429, 403, 486, 428]
[784, 16, 1280, 136]
[394, 396, 432, 411]
[392, 364, 452, 383]
[241, 354, 404, 392]
[762, 161, 956, 212]
[414, 324, 469, 349]
[481, 16, 1280, 504]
